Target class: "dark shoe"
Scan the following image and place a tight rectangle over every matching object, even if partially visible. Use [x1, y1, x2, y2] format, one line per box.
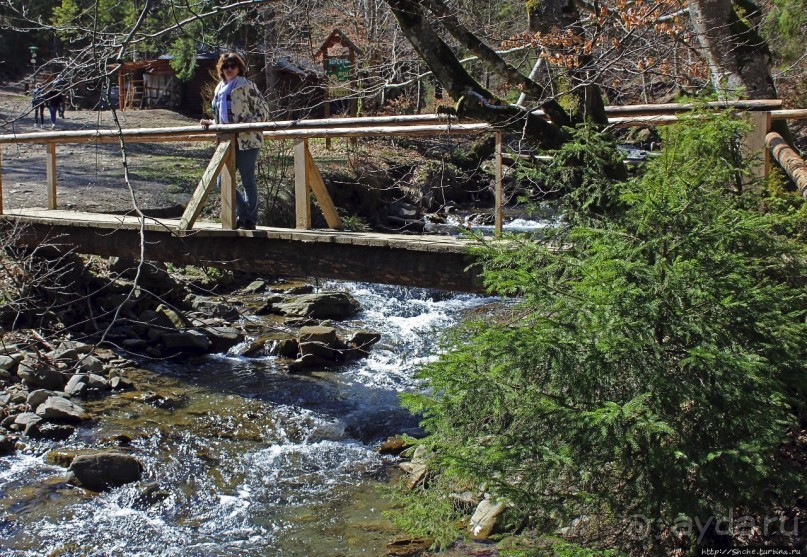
[239, 220, 256, 230]
[235, 217, 244, 229]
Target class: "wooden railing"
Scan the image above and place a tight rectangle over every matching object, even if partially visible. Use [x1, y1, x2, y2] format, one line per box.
[0, 101, 804, 236]
[0, 114, 491, 231]
[767, 132, 807, 200]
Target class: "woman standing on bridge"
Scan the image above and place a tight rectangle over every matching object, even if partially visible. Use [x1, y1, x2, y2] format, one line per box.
[200, 51, 270, 230]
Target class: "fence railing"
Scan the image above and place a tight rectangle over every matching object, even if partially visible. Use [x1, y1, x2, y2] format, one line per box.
[0, 101, 803, 236]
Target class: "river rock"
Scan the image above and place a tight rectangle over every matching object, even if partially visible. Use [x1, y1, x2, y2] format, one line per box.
[109, 376, 134, 390]
[155, 304, 192, 329]
[67, 451, 143, 491]
[138, 309, 177, 332]
[378, 436, 411, 455]
[27, 389, 54, 410]
[14, 412, 43, 430]
[134, 482, 171, 509]
[274, 291, 360, 320]
[0, 435, 16, 455]
[298, 341, 340, 361]
[0, 354, 21, 371]
[299, 325, 338, 345]
[468, 499, 508, 539]
[65, 374, 109, 396]
[386, 535, 434, 557]
[16, 360, 66, 390]
[243, 279, 267, 294]
[160, 330, 211, 353]
[57, 340, 94, 354]
[35, 396, 86, 421]
[288, 353, 332, 372]
[27, 422, 75, 441]
[189, 297, 240, 321]
[48, 348, 79, 363]
[201, 326, 243, 353]
[348, 330, 382, 348]
[77, 355, 105, 374]
[269, 338, 299, 358]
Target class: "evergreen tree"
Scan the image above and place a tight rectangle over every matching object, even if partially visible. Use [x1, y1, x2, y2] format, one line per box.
[400, 114, 807, 554]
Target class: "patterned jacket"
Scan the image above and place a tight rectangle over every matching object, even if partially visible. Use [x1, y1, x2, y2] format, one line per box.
[212, 76, 270, 151]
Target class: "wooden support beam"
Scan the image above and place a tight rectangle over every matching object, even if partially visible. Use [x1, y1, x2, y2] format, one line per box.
[293, 139, 311, 229]
[767, 132, 807, 200]
[304, 147, 343, 230]
[495, 131, 503, 236]
[743, 111, 771, 184]
[220, 136, 237, 229]
[46, 143, 57, 210]
[178, 139, 232, 231]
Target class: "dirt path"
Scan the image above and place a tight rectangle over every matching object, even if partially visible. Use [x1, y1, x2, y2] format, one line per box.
[0, 89, 211, 215]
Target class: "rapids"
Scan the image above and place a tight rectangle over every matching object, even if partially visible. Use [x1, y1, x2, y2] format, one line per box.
[0, 281, 499, 556]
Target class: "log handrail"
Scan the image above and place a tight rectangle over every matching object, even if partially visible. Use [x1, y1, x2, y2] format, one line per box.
[0, 102, 804, 233]
[0, 100, 790, 146]
[766, 132, 807, 200]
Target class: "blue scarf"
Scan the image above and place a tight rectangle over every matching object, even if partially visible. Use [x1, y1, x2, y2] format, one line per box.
[215, 76, 246, 124]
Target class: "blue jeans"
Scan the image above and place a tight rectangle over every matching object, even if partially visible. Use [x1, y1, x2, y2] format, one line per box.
[220, 147, 260, 224]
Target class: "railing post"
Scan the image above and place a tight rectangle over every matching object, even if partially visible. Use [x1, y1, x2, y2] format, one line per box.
[495, 131, 503, 236]
[46, 142, 57, 210]
[293, 139, 312, 229]
[219, 135, 237, 229]
[743, 111, 771, 185]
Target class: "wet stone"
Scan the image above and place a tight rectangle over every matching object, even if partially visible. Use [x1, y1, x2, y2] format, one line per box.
[68, 451, 143, 491]
[27, 389, 54, 410]
[0, 435, 16, 455]
[17, 361, 66, 390]
[35, 396, 86, 422]
[27, 422, 75, 441]
[299, 325, 338, 345]
[386, 535, 434, 557]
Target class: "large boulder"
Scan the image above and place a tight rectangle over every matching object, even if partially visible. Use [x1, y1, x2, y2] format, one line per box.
[16, 360, 66, 390]
[35, 396, 86, 422]
[299, 325, 338, 345]
[160, 330, 211, 353]
[200, 326, 244, 353]
[468, 499, 508, 540]
[274, 292, 360, 320]
[67, 451, 143, 491]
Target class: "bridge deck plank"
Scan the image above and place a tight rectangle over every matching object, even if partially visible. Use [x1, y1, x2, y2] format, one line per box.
[1, 208, 472, 251]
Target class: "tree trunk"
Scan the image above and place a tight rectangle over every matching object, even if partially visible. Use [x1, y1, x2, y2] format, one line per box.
[688, 0, 775, 99]
[688, 0, 793, 151]
[386, 0, 569, 148]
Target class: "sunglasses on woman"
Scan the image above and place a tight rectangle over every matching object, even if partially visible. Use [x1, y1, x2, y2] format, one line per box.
[222, 63, 238, 70]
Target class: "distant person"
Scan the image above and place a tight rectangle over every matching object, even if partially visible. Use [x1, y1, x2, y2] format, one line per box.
[45, 88, 64, 130]
[199, 51, 270, 230]
[31, 84, 46, 128]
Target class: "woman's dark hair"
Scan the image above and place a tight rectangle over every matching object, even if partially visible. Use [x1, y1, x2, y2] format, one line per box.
[216, 52, 247, 80]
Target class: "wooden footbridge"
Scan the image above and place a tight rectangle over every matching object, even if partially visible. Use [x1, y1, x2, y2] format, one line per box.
[0, 102, 804, 293]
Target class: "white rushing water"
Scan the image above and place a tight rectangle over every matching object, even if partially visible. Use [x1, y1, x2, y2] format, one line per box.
[0, 281, 499, 556]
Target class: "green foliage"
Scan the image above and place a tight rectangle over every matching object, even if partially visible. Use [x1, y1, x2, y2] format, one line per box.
[168, 36, 200, 82]
[515, 125, 625, 216]
[384, 474, 462, 550]
[497, 536, 626, 557]
[400, 114, 807, 554]
[763, 0, 807, 62]
[340, 214, 372, 232]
